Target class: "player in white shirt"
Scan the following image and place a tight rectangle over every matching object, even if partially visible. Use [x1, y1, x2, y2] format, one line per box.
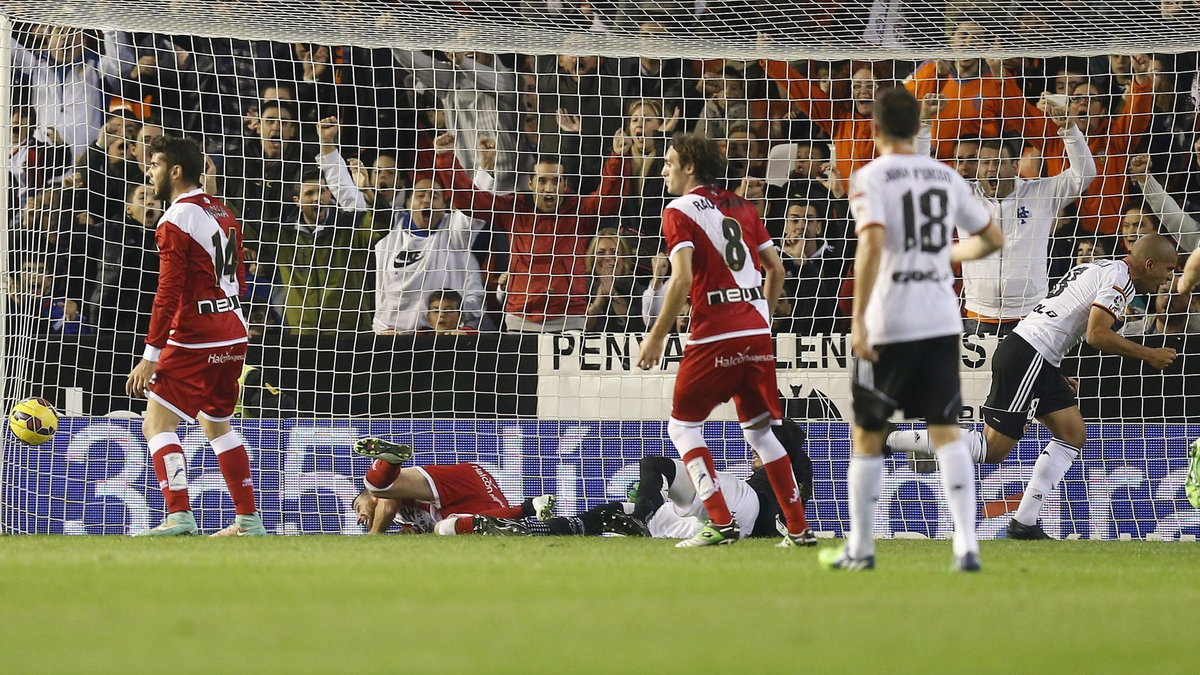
[822, 87, 1004, 572]
[887, 234, 1179, 539]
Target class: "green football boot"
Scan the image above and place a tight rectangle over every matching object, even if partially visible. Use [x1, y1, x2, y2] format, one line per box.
[675, 521, 740, 548]
[211, 513, 268, 537]
[133, 511, 198, 537]
[1187, 438, 1200, 509]
[353, 437, 414, 465]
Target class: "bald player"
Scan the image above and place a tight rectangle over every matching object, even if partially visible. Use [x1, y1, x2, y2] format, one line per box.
[888, 234, 1179, 539]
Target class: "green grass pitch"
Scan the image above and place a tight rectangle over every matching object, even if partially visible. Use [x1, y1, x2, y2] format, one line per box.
[0, 536, 1195, 674]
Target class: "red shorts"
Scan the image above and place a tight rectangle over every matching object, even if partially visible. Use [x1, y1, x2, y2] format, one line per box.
[147, 342, 247, 423]
[417, 463, 510, 517]
[671, 334, 782, 426]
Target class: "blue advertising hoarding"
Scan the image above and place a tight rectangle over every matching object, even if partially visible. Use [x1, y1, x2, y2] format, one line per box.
[2, 419, 1198, 540]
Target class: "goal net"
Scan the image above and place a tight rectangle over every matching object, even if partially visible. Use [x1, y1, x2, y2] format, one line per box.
[2, 0, 1199, 538]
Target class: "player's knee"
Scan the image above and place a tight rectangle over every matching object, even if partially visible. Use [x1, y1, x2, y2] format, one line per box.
[742, 425, 786, 463]
[667, 418, 705, 453]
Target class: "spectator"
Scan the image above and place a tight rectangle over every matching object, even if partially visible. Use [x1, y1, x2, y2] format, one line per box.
[392, 49, 521, 194]
[71, 109, 143, 221]
[251, 150, 376, 334]
[641, 251, 669, 331]
[1074, 238, 1109, 266]
[693, 67, 755, 143]
[11, 26, 134, 160]
[425, 289, 477, 335]
[776, 200, 844, 336]
[7, 259, 54, 333]
[1145, 277, 1200, 334]
[371, 175, 488, 334]
[7, 107, 71, 214]
[535, 51, 624, 193]
[584, 228, 645, 333]
[88, 183, 162, 334]
[1119, 205, 1160, 254]
[950, 135, 981, 181]
[960, 125, 1096, 336]
[619, 98, 679, 244]
[315, 117, 487, 334]
[722, 125, 766, 182]
[904, 19, 1065, 170]
[127, 123, 165, 173]
[433, 128, 631, 332]
[222, 99, 304, 231]
[1069, 54, 1156, 235]
[1130, 153, 1200, 252]
[618, 18, 700, 121]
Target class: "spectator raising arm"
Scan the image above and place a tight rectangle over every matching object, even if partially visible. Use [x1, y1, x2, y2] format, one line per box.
[315, 117, 368, 211]
[1131, 154, 1200, 252]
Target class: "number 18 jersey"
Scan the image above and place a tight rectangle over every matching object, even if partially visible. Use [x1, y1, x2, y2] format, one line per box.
[662, 186, 773, 344]
[849, 153, 991, 345]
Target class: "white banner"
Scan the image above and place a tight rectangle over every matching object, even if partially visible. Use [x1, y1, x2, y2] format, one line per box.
[537, 333, 1000, 421]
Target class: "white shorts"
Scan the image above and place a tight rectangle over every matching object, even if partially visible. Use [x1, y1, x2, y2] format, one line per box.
[647, 466, 760, 539]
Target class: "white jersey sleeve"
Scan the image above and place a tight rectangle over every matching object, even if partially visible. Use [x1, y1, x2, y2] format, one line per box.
[953, 175, 991, 235]
[1014, 259, 1134, 366]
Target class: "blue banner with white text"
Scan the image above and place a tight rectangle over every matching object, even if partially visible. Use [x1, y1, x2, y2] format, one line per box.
[2, 419, 1198, 540]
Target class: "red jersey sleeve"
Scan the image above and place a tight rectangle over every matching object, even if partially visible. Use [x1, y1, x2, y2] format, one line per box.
[662, 207, 696, 259]
[145, 223, 187, 357]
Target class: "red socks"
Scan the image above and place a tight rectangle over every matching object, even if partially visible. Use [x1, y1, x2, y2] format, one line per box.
[211, 431, 256, 515]
[681, 447, 734, 526]
[149, 432, 190, 513]
[365, 459, 403, 491]
[763, 456, 810, 533]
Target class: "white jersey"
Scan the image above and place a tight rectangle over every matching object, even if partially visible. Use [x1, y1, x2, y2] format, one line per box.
[960, 125, 1095, 319]
[373, 210, 486, 333]
[647, 470, 760, 539]
[1014, 259, 1134, 367]
[849, 152, 991, 344]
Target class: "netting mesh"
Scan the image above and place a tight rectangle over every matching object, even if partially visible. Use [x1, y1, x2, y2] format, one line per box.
[1, 1, 1198, 538]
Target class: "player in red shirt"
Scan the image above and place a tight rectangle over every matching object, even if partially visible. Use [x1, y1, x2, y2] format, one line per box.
[125, 136, 264, 537]
[636, 132, 815, 548]
[352, 438, 555, 535]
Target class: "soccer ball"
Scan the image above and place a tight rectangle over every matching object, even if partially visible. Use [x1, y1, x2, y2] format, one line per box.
[9, 397, 59, 446]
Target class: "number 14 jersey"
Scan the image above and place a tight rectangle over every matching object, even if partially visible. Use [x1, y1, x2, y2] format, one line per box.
[662, 185, 773, 345]
[147, 188, 248, 354]
[849, 153, 991, 345]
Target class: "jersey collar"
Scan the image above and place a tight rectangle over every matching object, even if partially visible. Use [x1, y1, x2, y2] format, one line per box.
[171, 187, 205, 205]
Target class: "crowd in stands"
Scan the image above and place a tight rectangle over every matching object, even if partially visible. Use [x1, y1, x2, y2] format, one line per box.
[8, 6, 1200, 344]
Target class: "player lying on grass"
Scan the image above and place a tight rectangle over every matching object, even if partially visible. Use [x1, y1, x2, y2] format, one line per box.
[352, 438, 554, 535]
[886, 234, 1179, 539]
[451, 419, 814, 540]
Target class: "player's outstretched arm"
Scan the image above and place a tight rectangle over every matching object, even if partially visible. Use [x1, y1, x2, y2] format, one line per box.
[950, 220, 1003, 264]
[1084, 306, 1177, 370]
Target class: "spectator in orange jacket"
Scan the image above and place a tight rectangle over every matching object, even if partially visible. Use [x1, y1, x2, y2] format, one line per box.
[904, 19, 1064, 171]
[1068, 53, 1156, 235]
[433, 129, 631, 332]
[760, 58, 877, 193]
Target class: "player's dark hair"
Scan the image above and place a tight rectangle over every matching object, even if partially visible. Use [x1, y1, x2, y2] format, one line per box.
[873, 87, 921, 140]
[670, 132, 726, 185]
[427, 289, 463, 308]
[148, 135, 205, 186]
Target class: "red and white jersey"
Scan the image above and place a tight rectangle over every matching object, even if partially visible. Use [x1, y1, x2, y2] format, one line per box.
[145, 188, 248, 360]
[662, 186, 773, 344]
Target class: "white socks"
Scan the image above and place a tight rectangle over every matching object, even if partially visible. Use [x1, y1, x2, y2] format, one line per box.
[846, 454, 884, 559]
[935, 439, 978, 557]
[886, 428, 987, 464]
[1014, 438, 1080, 526]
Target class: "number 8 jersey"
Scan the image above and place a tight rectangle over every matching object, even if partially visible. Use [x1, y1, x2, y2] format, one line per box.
[662, 185, 773, 344]
[145, 188, 248, 360]
[849, 153, 991, 345]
